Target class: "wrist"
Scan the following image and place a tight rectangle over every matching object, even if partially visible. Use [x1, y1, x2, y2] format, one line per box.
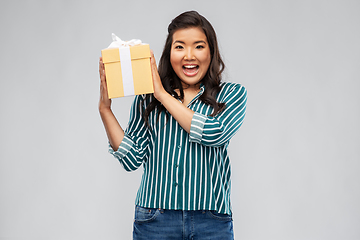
[155, 90, 170, 104]
[99, 105, 112, 115]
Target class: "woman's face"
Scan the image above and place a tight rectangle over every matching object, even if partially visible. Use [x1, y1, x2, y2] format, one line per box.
[170, 27, 211, 88]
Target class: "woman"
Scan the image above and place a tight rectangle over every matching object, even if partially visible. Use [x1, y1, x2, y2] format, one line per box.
[99, 10, 247, 240]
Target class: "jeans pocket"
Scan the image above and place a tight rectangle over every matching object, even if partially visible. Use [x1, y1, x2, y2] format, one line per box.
[207, 210, 233, 221]
[134, 206, 160, 223]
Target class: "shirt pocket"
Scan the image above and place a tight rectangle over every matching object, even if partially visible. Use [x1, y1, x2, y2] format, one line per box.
[134, 205, 160, 223]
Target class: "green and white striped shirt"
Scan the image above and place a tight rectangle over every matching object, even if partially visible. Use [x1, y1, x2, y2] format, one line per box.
[109, 82, 247, 214]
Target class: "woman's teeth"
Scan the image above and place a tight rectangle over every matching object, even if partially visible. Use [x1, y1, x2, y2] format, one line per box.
[182, 65, 199, 76]
[184, 65, 197, 69]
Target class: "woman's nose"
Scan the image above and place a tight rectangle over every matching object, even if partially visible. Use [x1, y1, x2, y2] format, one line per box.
[184, 48, 195, 60]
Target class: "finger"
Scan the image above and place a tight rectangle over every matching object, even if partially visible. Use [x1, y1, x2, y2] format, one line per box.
[99, 58, 104, 75]
[99, 60, 106, 82]
[99, 57, 110, 101]
[99, 57, 105, 71]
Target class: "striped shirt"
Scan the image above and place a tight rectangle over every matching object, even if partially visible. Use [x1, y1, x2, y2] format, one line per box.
[109, 82, 247, 214]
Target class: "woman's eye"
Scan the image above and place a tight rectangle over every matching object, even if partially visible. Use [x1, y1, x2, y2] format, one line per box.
[196, 45, 205, 49]
[175, 45, 184, 49]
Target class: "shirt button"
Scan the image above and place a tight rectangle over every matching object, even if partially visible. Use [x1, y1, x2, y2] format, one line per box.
[177, 145, 181, 149]
[175, 183, 178, 187]
[175, 164, 178, 168]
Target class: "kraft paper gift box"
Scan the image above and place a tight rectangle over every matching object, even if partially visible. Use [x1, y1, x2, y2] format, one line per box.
[101, 34, 154, 98]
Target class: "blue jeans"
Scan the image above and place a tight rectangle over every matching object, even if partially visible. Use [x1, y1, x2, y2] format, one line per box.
[133, 205, 234, 240]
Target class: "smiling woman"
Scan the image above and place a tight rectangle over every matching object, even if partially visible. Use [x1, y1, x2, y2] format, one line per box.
[170, 27, 211, 86]
[99, 10, 247, 240]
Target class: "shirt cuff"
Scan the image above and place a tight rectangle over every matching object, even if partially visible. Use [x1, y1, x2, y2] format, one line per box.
[108, 135, 134, 159]
[189, 111, 206, 144]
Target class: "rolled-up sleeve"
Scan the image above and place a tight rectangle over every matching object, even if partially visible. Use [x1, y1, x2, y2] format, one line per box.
[109, 95, 151, 171]
[189, 84, 247, 147]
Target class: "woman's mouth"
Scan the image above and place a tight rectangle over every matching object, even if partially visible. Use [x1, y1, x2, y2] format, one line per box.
[182, 64, 199, 77]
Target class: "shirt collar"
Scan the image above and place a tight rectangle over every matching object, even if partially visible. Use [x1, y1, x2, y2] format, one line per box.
[187, 83, 204, 107]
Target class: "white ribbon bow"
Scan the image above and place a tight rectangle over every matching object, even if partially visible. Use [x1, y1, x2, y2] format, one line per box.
[107, 33, 142, 48]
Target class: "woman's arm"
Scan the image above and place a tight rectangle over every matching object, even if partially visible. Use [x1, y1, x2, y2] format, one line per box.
[99, 57, 151, 171]
[150, 52, 247, 147]
[98, 57, 124, 151]
[189, 84, 247, 147]
[150, 52, 195, 133]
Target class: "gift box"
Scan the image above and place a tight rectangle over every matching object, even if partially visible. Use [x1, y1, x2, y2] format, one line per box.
[101, 34, 154, 98]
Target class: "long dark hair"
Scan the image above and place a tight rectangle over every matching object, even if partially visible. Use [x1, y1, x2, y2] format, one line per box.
[143, 10, 226, 126]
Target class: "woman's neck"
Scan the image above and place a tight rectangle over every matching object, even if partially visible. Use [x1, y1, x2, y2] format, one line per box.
[181, 82, 201, 92]
[173, 82, 201, 106]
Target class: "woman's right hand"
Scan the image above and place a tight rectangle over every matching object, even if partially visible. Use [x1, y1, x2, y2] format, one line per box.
[99, 57, 112, 111]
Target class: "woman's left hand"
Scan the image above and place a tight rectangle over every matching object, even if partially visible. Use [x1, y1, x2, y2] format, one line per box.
[150, 50, 167, 101]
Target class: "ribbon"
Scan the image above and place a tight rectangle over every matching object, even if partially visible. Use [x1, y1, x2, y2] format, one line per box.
[107, 33, 142, 48]
[106, 33, 142, 96]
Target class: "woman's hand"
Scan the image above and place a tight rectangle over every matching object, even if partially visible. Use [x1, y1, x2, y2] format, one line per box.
[99, 57, 112, 111]
[150, 51, 168, 101]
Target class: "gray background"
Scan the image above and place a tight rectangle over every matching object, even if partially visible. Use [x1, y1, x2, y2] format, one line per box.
[0, 0, 359, 239]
